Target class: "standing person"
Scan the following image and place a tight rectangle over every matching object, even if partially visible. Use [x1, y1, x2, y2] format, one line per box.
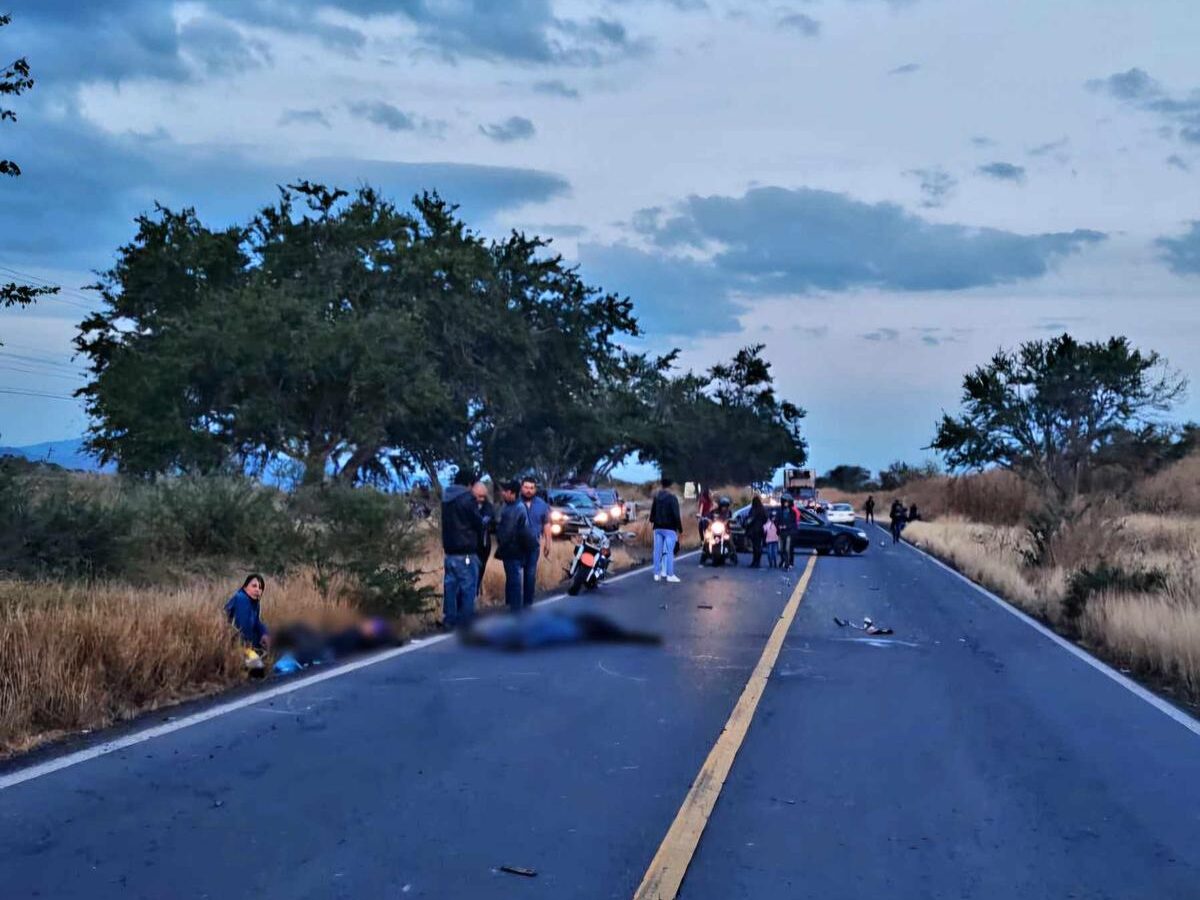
[495, 480, 536, 611]
[889, 499, 908, 544]
[864, 495, 876, 525]
[745, 495, 768, 568]
[225, 574, 269, 650]
[441, 473, 485, 628]
[763, 513, 780, 569]
[697, 487, 714, 543]
[476, 482, 496, 597]
[776, 494, 800, 571]
[908, 503, 920, 523]
[518, 476, 553, 607]
[650, 477, 683, 583]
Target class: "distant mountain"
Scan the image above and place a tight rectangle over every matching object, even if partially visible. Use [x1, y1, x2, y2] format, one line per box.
[0, 438, 113, 473]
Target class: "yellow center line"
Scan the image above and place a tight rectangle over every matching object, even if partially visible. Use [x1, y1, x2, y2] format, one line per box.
[633, 554, 817, 900]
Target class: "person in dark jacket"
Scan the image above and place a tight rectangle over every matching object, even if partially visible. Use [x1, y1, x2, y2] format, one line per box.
[864, 495, 876, 524]
[495, 480, 537, 611]
[776, 494, 801, 571]
[441, 473, 486, 628]
[745, 495, 768, 568]
[890, 499, 908, 544]
[225, 574, 269, 650]
[517, 476, 553, 607]
[649, 478, 683, 583]
[476, 485, 496, 597]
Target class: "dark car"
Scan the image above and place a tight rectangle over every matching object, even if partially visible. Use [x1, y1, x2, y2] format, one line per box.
[595, 488, 629, 524]
[547, 489, 619, 537]
[732, 504, 869, 556]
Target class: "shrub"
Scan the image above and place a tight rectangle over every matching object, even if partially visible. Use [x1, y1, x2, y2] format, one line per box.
[291, 484, 434, 617]
[0, 465, 138, 579]
[147, 476, 295, 568]
[1062, 562, 1167, 622]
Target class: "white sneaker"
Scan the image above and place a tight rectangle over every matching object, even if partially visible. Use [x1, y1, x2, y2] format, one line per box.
[653, 574, 662, 582]
[666, 575, 681, 583]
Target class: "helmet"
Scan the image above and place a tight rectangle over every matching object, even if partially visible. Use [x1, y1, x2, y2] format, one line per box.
[717, 495, 732, 508]
[780, 493, 794, 507]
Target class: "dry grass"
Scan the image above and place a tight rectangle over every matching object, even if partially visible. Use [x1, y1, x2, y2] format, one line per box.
[0, 573, 354, 755]
[1132, 453, 1200, 515]
[904, 514, 1200, 703]
[1, 496, 700, 757]
[823, 469, 1036, 526]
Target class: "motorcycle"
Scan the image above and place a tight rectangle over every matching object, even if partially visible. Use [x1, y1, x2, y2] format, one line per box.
[700, 516, 738, 567]
[566, 524, 614, 595]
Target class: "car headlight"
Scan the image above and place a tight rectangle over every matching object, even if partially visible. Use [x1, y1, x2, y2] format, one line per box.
[711, 521, 726, 535]
[610, 505, 622, 517]
[595, 511, 609, 523]
[551, 523, 563, 535]
[856, 530, 867, 539]
[551, 510, 565, 522]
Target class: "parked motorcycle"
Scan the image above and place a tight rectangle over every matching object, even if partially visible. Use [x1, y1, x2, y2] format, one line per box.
[567, 524, 614, 595]
[700, 517, 738, 567]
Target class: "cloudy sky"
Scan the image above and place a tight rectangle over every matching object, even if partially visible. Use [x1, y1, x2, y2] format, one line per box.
[2, 0, 1199, 475]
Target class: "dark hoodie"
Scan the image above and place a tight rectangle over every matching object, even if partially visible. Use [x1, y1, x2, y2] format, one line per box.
[224, 588, 268, 649]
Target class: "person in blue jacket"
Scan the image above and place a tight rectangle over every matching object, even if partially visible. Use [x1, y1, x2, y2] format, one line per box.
[225, 574, 270, 650]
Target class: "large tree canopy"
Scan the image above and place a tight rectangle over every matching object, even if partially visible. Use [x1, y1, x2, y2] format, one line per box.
[1, 14, 58, 314]
[642, 344, 808, 486]
[930, 333, 1186, 511]
[76, 185, 807, 488]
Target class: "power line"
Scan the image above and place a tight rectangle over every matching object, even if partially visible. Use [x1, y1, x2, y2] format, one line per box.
[0, 364, 84, 382]
[0, 265, 99, 310]
[0, 386, 78, 401]
[0, 350, 88, 374]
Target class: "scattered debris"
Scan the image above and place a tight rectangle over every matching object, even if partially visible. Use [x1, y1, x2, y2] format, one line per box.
[833, 616, 894, 636]
[499, 865, 537, 878]
[697, 604, 714, 610]
[659, 604, 668, 610]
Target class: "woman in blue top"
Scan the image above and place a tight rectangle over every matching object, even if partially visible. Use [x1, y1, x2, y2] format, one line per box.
[225, 574, 270, 650]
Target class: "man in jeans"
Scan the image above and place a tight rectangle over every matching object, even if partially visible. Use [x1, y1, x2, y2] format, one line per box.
[495, 480, 535, 610]
[517, 476, 553, 607]
[441, 473, 485, 628]
[649, 477, 683, 583]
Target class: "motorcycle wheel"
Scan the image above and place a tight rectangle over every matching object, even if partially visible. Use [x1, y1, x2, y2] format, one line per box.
[568, 567, 589, 595]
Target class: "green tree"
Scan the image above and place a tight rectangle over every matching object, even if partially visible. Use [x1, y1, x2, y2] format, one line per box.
[645, 345, 807, 485]
[819, 464, 872, 491]
[877, 459, 939, 491]
[931, 333, 1186, 514]
[1, 14, 59, 315]
[76, 184, 663, 489]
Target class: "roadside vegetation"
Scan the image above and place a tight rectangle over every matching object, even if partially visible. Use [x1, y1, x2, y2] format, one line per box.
[824, 333, 1198, 708]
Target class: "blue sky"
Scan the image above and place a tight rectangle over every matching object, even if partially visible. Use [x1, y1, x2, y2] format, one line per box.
[2, 0, 1199, 476]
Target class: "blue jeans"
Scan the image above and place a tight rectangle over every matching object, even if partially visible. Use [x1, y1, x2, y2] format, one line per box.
[765, 542, 779, 568]
[443, 554, 479, 627]
[502, 549, 540, 610]
[653, 529, 678, 577]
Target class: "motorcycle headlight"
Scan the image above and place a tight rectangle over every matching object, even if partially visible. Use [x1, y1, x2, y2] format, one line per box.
[610, 505, 622, 517]
[595, 511, 609, 523]
[711, 521, 726, 535]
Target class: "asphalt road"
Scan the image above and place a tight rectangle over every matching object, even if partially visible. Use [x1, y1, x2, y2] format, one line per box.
[2, 529, 1199, 899]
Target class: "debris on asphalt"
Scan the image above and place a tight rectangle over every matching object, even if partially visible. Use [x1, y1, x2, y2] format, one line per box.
[697, 604, 714, 610]
[659, 604, 669, 609]
[499, 865, 537, 878]
[833, 616, 894, 636]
